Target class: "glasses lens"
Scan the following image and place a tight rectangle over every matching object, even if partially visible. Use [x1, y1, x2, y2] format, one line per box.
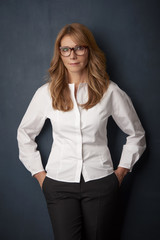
[75, 46, 86, 56]
[60, 47, 70, 56]
[60, 46, 87, 56]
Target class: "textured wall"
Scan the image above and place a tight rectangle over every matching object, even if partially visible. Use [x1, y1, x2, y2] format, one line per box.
[0, 0, 159, 239]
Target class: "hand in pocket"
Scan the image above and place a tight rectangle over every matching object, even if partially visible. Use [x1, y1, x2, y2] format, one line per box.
[33, 171, 46, 189]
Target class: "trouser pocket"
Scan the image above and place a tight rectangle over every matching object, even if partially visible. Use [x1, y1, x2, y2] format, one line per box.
[113, 172, 120, 187]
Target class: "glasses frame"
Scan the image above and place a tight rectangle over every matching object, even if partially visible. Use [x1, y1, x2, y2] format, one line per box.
[59, 45, 88, 57]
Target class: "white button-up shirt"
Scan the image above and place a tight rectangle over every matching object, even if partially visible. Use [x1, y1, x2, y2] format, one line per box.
[17, 80, 146, 182]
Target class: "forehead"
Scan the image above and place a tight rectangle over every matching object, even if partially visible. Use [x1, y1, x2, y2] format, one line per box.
[60, 35, 78, 47]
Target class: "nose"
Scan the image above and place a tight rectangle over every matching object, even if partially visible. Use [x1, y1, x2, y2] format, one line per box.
[70, 49, 77, 59]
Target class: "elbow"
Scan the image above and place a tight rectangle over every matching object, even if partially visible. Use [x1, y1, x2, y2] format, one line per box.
[17, 125, 20, 142]
[141, 130, 147, 152]
[134, 128, 147, 153]
[17, 124, 22, 142]
[17, 123, 26, 145]
[144, 133, 147, 151]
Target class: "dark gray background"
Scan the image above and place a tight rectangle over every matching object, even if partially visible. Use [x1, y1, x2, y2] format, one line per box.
[0, 0, 159, 239]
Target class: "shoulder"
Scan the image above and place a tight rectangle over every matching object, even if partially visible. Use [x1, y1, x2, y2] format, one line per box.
[35, 82, 50, 95]
[106, 80, 134, 112]
[107, 80, 128, 98]
[28, 82, 51, 107]
[108, 80, 124, 93]
[34, 82, 51, 101]
[102, 80, 132, 107]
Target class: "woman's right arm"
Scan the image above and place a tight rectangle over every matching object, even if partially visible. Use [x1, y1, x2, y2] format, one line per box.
[17, 85, 49, 181]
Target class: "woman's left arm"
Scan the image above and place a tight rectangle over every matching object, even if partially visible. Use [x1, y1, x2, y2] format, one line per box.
[111, 85, 146, 183]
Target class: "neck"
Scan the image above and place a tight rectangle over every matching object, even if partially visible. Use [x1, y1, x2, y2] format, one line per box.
[67, 69, 88, 86]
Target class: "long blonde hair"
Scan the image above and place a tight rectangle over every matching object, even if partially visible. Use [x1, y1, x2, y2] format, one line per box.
[48, 23, 110, 111]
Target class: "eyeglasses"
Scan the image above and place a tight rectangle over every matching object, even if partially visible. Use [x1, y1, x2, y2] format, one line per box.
[59, 45, 88, 57]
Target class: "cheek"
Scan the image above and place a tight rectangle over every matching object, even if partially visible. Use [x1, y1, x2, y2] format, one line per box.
[83, 56, 89, 66]
[83, 51, 89, 65]
[61, 57, 68, 67]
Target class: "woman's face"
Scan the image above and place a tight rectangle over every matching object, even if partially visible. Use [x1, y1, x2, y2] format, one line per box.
[60, 35, 89, 74]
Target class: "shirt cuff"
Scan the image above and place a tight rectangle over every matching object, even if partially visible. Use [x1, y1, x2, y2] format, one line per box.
[118, 146, 140, 172]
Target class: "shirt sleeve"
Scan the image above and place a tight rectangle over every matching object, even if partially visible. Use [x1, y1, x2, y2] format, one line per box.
[111, 85, 146, 171]
[17, 86, 49, 176]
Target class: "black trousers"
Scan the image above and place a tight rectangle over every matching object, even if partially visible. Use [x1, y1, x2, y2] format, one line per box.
[42, 172, 120, 240]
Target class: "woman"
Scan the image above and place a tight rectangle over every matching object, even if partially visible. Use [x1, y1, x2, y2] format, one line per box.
[17, 23, 146, 240]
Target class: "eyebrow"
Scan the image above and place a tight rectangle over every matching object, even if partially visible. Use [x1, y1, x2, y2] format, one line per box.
[60, 45, 80, 48]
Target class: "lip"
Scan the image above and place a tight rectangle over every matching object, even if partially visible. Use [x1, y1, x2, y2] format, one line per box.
[69, 62, 80, 65]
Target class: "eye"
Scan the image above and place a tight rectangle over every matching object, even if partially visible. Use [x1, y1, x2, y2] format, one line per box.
[62, 47, 69, 52]
[76, 46, 84, 50]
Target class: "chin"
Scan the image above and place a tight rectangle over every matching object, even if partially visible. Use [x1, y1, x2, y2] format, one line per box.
[67, 67, 84, 72]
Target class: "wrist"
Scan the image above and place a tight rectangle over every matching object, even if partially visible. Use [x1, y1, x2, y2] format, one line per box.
[116, 167, 129, 177]
[33, 171, 46, 180]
